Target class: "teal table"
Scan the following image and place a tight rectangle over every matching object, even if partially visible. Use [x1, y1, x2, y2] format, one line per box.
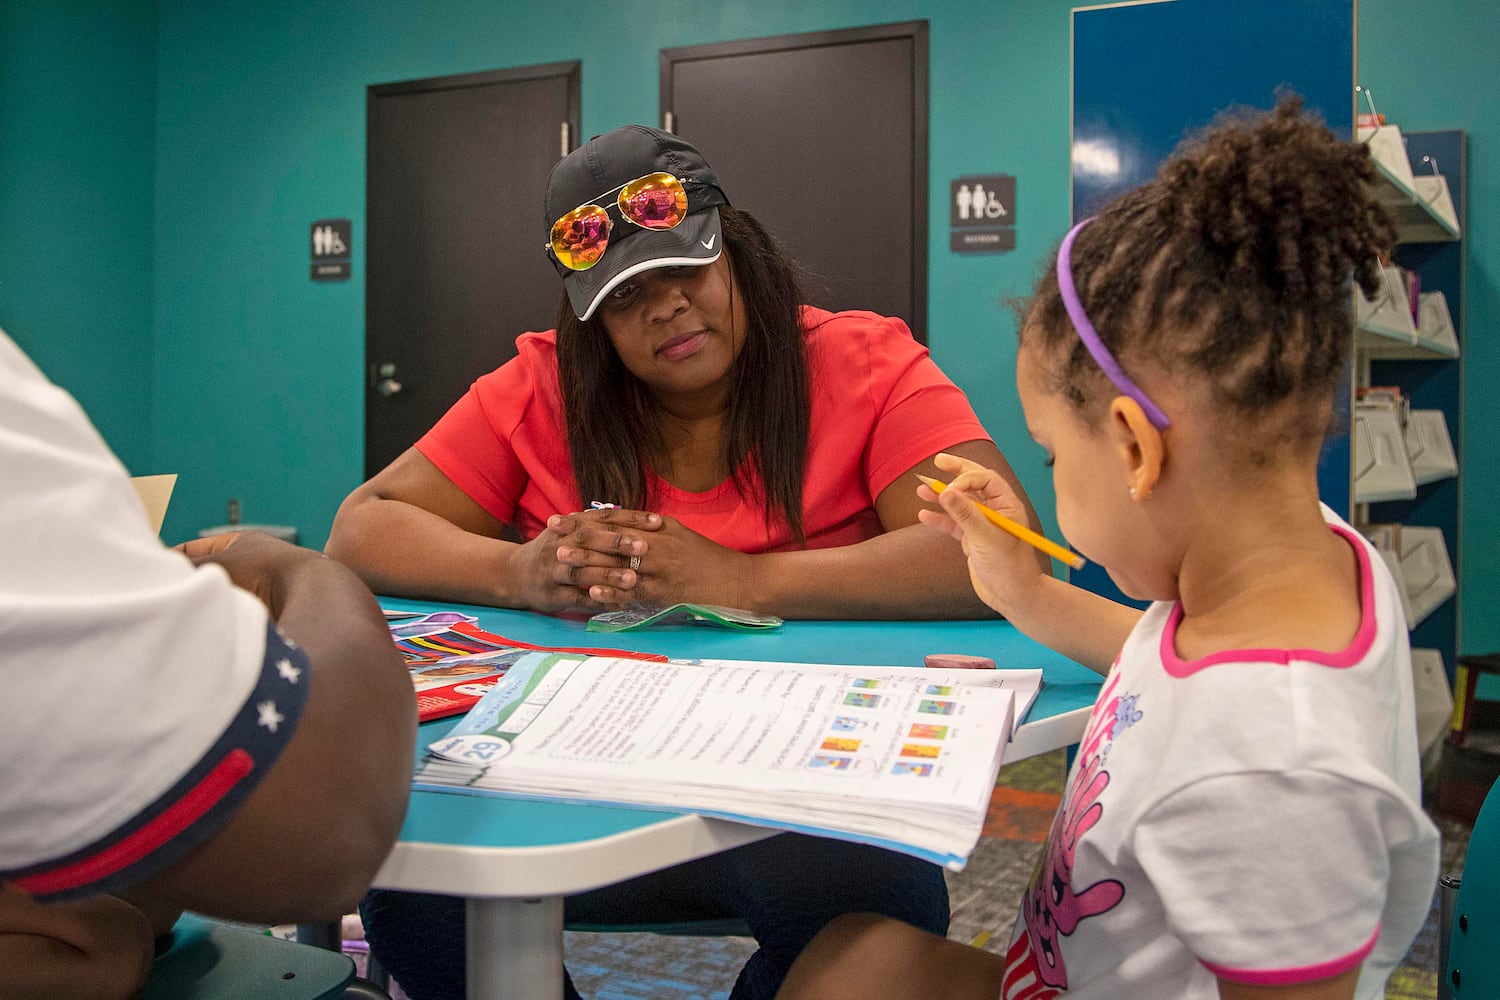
[371, 600, 1101, 1000]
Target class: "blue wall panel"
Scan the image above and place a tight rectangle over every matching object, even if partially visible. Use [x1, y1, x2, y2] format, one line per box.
[1073, 0, 1354, 213]
[1070, 0, 1354, 603]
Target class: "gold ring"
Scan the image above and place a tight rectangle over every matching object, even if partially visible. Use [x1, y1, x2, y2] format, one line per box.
[629, 555, 641, 571]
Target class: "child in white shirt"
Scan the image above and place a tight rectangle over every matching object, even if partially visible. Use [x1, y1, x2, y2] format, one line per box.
[773, 95, 1440, 1000]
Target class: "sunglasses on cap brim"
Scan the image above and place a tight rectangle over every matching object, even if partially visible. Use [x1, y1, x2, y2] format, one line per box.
[547, 172, 711, 272]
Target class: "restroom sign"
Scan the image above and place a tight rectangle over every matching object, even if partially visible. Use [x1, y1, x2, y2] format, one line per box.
[950, 175, 1015, 253]
[310, 219, 351, 280]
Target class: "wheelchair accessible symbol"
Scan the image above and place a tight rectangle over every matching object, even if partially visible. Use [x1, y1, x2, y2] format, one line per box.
[957, 183, 1007, 220]
[310, 218, 352, 281]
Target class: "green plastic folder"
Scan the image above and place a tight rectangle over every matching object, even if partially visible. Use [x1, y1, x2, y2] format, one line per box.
[587, 603, 783, 632]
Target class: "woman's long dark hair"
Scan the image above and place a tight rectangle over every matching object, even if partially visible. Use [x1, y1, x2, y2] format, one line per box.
[555, 205, 811, 544]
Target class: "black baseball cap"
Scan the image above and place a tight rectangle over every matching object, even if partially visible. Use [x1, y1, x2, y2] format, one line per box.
[543, 125, 730, 320]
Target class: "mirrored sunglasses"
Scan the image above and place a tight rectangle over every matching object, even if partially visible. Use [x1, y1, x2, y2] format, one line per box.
[547, 172, 690, 271]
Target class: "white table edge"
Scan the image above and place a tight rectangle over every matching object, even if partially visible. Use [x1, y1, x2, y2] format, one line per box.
[1008, 705, 1090, 763]
[383, 694, 1093, 999]
[377, 705, 1090, 899]
[374, 811, 778, 897]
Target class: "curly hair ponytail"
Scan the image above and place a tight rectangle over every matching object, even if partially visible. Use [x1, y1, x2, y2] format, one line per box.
[1024, 95, 1395, 440]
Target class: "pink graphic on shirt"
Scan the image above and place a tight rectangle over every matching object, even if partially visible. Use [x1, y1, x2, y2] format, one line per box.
[1003, 670, 1132, 996]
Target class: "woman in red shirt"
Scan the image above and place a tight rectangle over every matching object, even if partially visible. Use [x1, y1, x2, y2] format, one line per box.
[328, 125, 1042, 1000]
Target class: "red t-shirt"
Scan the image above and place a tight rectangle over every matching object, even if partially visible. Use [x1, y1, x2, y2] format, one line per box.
[417, 306, 990, 553]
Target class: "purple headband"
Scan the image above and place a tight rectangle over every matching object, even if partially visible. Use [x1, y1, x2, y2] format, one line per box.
[1056, 219, 1171, 429]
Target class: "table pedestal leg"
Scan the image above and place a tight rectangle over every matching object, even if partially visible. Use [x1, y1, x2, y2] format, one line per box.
[466, 896, 565, 999]
[294, 921, 342, 951]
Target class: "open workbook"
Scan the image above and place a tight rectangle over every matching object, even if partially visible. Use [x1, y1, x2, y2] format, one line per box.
[412, 651, 1043, 869]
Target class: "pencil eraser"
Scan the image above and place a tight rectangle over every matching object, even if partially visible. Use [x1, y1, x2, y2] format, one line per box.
[923, 653, 996, 670]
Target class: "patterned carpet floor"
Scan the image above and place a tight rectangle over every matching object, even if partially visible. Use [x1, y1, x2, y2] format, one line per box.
[367, 748, 1469, 999]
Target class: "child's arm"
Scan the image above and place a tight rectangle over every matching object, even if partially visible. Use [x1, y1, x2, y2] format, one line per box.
[0, 882, 155, 1000]
[774, 912, 1005, 1000]
[1217, 967, 1358, 999]
[771, 912, 1362, 1000]
[980, 572, 1139, 675]
[919, 453, 1138, 674]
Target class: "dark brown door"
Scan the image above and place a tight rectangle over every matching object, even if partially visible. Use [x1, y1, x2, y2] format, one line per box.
[662, 22, 928, 341]
[365, 63, 580, 478]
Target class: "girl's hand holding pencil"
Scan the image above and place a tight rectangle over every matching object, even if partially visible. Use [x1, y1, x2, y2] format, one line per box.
[915, 474, 1085, 571]
[916, 452, 1084, 617]
[912, 452, 1080, 617]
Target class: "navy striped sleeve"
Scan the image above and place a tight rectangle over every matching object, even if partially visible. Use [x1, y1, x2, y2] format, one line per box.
[5, 621, 310, 901]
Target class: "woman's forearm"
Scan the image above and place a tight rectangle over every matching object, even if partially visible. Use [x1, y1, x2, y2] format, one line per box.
[739, 524, 996, 620]
[326, 496, 522, 608]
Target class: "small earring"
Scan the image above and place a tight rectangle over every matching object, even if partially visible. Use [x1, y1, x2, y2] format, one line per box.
[1128, 485, 1137, 499]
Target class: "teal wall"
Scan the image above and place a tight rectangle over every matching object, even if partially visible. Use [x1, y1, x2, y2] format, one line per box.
[145, 0, 1074, 552]
[0, 0, 157, 473]
[1360, 0, 1500, 661]
[2, 0, 1496, 655]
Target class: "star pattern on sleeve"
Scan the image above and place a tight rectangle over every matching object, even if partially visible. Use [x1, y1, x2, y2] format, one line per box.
[256, 700, 286, 733]
[276, 657, 302, 683]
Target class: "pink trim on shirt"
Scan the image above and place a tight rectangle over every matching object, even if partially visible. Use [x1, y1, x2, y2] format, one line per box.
[1160, 523, 1378, 678]
[1201, 923, 1380, 986]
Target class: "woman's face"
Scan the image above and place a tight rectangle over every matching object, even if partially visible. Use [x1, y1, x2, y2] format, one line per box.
[595, 254, 748, 406]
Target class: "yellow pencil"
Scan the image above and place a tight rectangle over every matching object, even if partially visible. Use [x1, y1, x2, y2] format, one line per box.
[915, 474, 1086, 571]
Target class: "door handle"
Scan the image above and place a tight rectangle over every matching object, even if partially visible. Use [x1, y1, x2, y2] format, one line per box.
[375, 362, 403, 397]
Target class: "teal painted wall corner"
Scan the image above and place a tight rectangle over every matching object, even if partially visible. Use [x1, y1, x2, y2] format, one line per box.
[0, 0, 158, 473]
[1360, 0, 1500, 656]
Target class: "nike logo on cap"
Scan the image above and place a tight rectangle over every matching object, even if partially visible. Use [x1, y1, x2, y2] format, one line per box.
[701, 234, 717, 250]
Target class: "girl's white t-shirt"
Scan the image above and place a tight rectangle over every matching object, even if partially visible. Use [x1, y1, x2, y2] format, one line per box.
[1000, 508, 1439, 999]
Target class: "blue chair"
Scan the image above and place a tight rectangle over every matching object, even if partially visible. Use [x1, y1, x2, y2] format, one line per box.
[145, 913, 391, 1000]
[1443, 778, 1500, 998]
